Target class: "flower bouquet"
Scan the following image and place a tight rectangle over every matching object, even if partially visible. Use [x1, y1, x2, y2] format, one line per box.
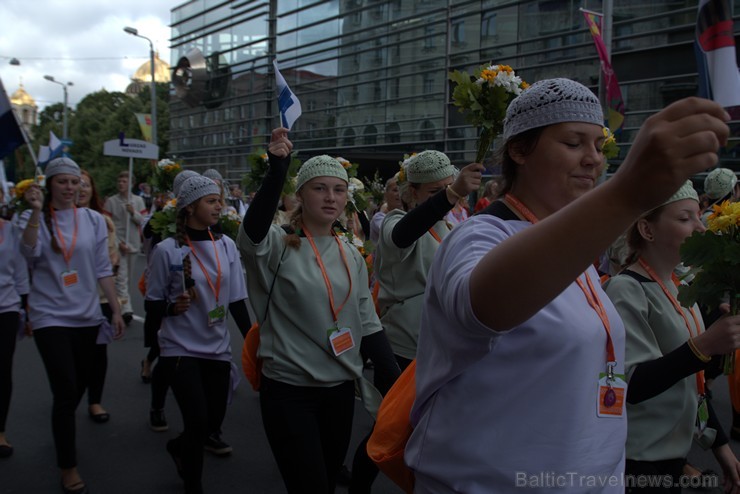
[218, 208, 242, 242]
[602, 127, 619, 160]
[242, 150, 301, 196]
[148, 198, 178, 239]
[679, 200, 740, 373]
[449, 63, 528, 163]
[150, 159, 182, 193]
[11, 178, 36, 215]
[363, 171, 386, 207]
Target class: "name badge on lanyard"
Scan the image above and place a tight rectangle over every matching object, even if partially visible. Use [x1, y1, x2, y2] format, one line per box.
[61, 269, 79, 288]
[597, 367, 626, 418]
[328, 327, 355, 356]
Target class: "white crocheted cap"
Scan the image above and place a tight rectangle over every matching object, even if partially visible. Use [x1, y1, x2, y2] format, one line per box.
[172, 170, 200, 196]
[45, 157, 81, 179]
[203, 168, 223, 182]
[661, 180, 699, 207]
[405, 150, 456, 184]
[295, 155, 349, 191]
[177, 175, 221, 210]
[704, 168, 738, 200]
[503, 78, 603, 140]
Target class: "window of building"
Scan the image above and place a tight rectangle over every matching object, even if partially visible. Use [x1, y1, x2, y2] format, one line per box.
[424, 25, 435, 51]
[343, 128, 356, 146]
[482, 12, 497, 39]
[363, 125, 377, 145]
[420, 120, 435, 141]
[452, 19, 465, 45]
[386, 122, 401, 143]
[423, 73, 435, 94]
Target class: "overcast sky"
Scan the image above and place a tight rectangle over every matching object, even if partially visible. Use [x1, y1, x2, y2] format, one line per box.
[0, 0, 172, 111]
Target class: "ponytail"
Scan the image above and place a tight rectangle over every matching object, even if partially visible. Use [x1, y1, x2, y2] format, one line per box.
[175, 209, 198, 301]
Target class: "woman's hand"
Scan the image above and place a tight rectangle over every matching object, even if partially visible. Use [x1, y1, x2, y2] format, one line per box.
[448, 163, 485, 203]
[267, 127, 293, 159]
[712, 444, 740, 493]
[111, 313, 126, 339]
[610, 97, 730, 215]
[692, 314, 740, 357]
[24, 184, 43, 211]
[171, 293, 191, 315]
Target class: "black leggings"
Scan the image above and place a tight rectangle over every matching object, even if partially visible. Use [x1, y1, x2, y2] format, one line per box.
[0, 312, 19, 432]
[34, 325, 98, 469]
[260, 376, 355, 494]
[159, 356, 230, 489]
[625, 458, 685, 494]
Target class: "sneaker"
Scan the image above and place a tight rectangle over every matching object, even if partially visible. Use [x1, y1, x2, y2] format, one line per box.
[150, 409, 169, 432]
[204, 433, 232, 456]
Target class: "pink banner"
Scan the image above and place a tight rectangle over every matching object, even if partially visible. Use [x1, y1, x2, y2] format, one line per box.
[583, 11, 625, 134]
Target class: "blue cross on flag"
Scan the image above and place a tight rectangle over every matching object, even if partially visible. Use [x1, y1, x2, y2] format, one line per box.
[273, 60, 302, 130]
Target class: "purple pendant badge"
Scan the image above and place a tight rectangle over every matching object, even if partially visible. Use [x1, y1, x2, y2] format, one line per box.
[603, 387, 616, 407]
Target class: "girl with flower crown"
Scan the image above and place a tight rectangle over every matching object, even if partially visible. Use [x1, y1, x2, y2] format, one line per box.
[604, 181, 740, 492]
[236, 127, 398, 494]
[146, 175, 251, 494]
[405, 79, 730, 493]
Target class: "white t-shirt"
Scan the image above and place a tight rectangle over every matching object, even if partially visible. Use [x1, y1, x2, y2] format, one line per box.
[406, 214, 627, 494]
[146, 234, 247, 362]
[0, 219, 29, 313]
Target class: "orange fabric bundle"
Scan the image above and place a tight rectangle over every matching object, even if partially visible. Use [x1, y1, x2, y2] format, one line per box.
[367, 359, 416, 494]
[241, 322, 262, 391]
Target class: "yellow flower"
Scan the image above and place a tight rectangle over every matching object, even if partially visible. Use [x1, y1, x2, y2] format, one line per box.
[397, 166, 406, 184]
[15, 179, 35, 198]
[707, 200, 740, 233]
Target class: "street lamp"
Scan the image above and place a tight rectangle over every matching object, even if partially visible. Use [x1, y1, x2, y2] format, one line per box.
[124, 26, 158, 147]
[43, 75, 73, 140]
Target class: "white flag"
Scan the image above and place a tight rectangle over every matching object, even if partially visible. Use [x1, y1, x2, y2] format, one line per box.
[273, 60, 302, 130]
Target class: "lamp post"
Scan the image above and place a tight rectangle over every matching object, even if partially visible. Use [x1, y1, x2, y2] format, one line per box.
[124, 26, 158, 147]
[43, 75, 73, 140]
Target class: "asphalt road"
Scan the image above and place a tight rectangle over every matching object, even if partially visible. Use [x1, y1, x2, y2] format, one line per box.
[1, 253, 738, 493]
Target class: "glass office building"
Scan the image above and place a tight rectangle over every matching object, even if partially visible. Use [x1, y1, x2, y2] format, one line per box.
[168, 0, 740, 181]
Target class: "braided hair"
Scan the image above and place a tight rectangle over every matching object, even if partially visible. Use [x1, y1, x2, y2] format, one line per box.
[175, 208, 198, 301]
[282, 205, 304, 249]
[42, 180, 62, 254]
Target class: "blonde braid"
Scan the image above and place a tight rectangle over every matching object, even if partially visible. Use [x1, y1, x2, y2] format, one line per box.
[43, 195, 62, 253]
[175, 209, 198, 301]
[282, 205, 303, 249]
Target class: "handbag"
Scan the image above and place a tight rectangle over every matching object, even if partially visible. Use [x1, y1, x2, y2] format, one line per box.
[241, 242, 288, 391]
[366, 359, 416, 494]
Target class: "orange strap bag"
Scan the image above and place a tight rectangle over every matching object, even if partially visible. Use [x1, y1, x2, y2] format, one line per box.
[241, 242, 288, 391]
[367, 359, 416, 494]
[241, 322, 262, 391]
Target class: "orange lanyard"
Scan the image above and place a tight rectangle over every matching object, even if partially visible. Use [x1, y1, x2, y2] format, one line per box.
[303, 225, 353, 324]
[505, 193, 617, 366]
[50, 206, 78, 268]
[428, 227, 442, 243]
[185, 231, 222, 304]
[638, 258, 705, 395]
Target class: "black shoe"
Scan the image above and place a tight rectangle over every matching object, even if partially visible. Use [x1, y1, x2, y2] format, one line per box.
[166, 439, 184, 479]
[204, 433, 232, 456]
[61, 480, 89, 494]
[336, 465, 352, 486]
[0, 444, 13, 458]
[149, 409, 168, 432]
[122, 313, 133, 326]
[88, 410, 110, 424]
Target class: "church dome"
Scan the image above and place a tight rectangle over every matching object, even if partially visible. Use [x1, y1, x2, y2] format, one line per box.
[11, 84, 36, 107]
[132, 52, 171, 83]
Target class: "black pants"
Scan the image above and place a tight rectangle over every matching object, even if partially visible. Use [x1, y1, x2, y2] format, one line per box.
[159, 356, 230, 490]
[625, 458, 685, 494]
[260, 375, 355, 494]
[34, 325, 98, 468]
[0, 312, 19, 432]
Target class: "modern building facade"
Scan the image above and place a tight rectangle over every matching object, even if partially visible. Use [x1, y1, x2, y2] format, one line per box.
[168, 0, 740, 183]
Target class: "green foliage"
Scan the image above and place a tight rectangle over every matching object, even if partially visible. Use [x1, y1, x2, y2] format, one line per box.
[148, 207, 177, 239]
[242, 150, 301, 196]
[17, 84, 171, 198]
[678, 229, 740, 311]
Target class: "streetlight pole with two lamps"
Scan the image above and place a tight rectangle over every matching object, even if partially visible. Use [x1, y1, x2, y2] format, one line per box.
[43, 75, 73, 140]
[124, 26, 158, 147]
